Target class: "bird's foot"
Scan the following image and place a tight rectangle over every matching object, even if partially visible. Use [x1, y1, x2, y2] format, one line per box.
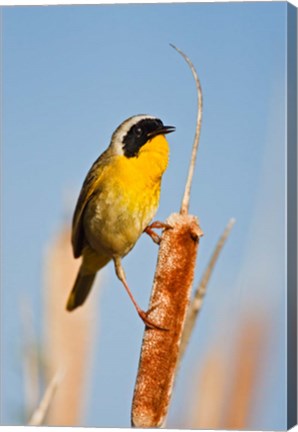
[138, 307, 168, 331]
[144, 221, 173, 245]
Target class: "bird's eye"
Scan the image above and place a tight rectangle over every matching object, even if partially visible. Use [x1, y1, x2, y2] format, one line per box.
[135, 127, 142, 137]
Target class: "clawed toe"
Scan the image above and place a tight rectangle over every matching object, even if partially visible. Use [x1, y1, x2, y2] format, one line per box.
[144, 221, 173, 245]
[138, 309, 168, 331]
[148, 221, 173, 230]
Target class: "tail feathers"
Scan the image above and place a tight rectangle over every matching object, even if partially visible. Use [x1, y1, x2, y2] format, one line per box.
[66, 271, 96, 311]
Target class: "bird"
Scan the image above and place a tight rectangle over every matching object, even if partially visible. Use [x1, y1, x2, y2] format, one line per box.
[66, 114, 175, 328]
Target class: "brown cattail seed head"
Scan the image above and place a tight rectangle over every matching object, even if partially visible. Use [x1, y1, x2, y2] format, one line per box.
[131, 213, 203, 428]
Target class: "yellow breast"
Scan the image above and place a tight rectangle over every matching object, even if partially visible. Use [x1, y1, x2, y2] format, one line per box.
[112, 134, 170, 212]
[85, 134, 170, 257]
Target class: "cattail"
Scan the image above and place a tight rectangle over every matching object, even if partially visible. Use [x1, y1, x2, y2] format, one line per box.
[132, 213, 203, 427]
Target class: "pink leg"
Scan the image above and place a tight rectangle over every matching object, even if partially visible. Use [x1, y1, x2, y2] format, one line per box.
[113, 257, 167, 330]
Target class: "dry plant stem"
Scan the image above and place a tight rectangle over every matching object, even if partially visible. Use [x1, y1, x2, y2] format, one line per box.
[132, 46, 204, 428]
[179, 218, 236, 360]
[170, 44, 203, 216]
[44, 227, 95, 425]
[20, 298, 40, 418]
[28, 370, 64, 426]
[131, 213, 203, 428]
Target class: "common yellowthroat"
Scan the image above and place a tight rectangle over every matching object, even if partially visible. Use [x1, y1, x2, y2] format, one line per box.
[66, 115, 175, 328]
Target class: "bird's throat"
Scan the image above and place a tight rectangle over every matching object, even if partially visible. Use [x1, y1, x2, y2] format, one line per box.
[137, 134, 170, 181]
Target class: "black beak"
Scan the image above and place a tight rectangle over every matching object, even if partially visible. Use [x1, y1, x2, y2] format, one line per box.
[147, 125, 176, 138]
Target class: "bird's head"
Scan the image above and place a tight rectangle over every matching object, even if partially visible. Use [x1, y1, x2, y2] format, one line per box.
[110, 115, 175, 158]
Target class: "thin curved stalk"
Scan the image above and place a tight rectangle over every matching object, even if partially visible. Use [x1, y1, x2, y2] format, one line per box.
[170, 44, 203, 216]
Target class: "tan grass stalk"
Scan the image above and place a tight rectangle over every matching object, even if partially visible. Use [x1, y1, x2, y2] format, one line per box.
[188, 347, 228, 429]
[187, 316, 267, 429]
[43, 226, 97, 425]
[28, 370, 64, 426]
[131, 45, 203, 428]
[223, 318, 267, 429]
[20, 298, 40, 419]
[169, 44, 203, 216]
[179, 218, 236, 360]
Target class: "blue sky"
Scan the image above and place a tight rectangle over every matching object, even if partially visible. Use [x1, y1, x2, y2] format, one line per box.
[1, 2, 289, 428]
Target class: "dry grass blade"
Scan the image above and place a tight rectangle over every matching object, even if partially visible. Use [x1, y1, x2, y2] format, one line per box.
[179, 218, 236, 360]
[186, 314, 267, 429]
[187, 346, 228, 429]
[20, 298, 40, 419]
[170, 43, 203, 216]
[44, 226, 97, 426]
[28, 370, 64, 426]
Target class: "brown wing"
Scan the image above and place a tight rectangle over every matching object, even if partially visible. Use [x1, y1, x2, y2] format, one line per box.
[71, 150, 110, 258]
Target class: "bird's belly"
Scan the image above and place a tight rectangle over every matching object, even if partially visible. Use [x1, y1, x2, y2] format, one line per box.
[84, 187, 159, 258]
